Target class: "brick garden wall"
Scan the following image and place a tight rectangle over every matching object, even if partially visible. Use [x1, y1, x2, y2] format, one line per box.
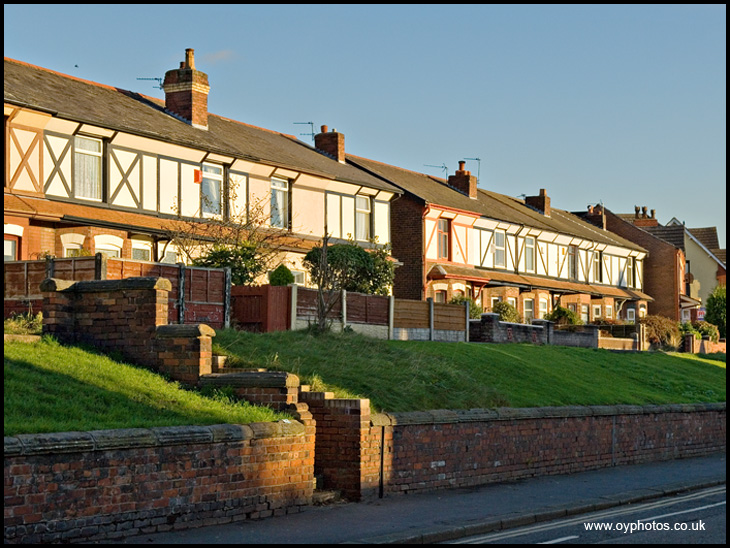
[368, 404, 726, 497]
[4, 422, 315, 544]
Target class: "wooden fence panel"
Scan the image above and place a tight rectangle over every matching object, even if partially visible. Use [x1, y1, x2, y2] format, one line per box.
[393, 299, 430, 329]
[296, 287, 342, 320]
[434, 303, 466, 331]
[346, 293, 389, 325]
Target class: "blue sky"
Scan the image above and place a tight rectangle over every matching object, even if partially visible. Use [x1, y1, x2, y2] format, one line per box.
[4, 4, 726, 247]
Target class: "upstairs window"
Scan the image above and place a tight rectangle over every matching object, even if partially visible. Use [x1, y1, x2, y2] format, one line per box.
[355, 196, 372, 241]
[74, 136, 103, 201]
[271, 177, 290, 229]
[201, 163, 223, 216]
[524, 236, 535, 272]
[494, 230, 506, 268]
[626, 257, 636, 288]
[593, 251, 603, 283]
[437, 219, 450, 260]
[568, 245, 578, 280]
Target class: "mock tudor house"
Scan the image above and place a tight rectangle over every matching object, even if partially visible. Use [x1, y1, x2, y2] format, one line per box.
[349, 158, 651, 323]
[4, 50, 399, 285]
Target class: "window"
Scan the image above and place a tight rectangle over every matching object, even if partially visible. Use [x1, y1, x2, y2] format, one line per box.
[508, 297, 517, 308]
[626, 258, 635, 288]
[291, 270, 306, 286]
[593, 251, 603, 283]
[74, 136, 103, 200]
[524, 299, 534, 322]
[4, 237, 18, 261]
[605, 305, 613, 319]
[581, 304, 589, 324]
[64, 244, 85, 257]
[271, 177, 289, 229]
[94, 235, 123, 258]
[593, 305, 602, 319]
[626, 308, 636, 322]
[524, 237, 535, 272]
[131, 240, 152, 261]
[437, 219, 450, 260]
[434, 290, 447, 303]
[355, 196, 372, 241]
[539, 298, 548, 319]
[491, 296, 502, 310]
[494, 230, 506, 268]
[201, 163, 223, 216]
[568, 245, 578, 280]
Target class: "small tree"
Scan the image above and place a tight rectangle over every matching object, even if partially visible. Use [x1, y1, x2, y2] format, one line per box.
[492, 301, 521, 323]
[450, 295, 482, 319]
[704, 285, 726, 339]
[544, 306, 583, 326]
[268, 264, 295, 286]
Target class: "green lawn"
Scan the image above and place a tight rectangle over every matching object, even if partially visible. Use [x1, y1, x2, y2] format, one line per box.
[214, 329, 726, 413]
[4, 337, 287, 436]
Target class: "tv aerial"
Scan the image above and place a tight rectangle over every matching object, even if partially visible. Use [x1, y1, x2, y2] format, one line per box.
[294, 122, 315, 142]
[136, 77, 163, 90]
[424, 163, 448, 177]
[464, 157, 481, 183]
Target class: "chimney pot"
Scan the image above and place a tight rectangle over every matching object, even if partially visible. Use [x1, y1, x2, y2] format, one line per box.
[185, 48, 195, 70]
[650, 209, 656, 219]
[458, 160, 466, 171]
[321, 125, 328, 133]
[635, 206, 640, 218]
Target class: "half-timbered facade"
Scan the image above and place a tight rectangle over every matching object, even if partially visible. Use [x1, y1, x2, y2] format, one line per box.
[4, 51, 398, 285]
[349, 158, 651, 323]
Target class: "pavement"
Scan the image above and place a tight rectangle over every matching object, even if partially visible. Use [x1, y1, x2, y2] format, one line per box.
[120, 452, 726, 545]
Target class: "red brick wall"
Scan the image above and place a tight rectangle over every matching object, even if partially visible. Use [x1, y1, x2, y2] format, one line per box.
[390, 193, 425, 300]
[369, 405, 725, 497]
[4, 422, 314, 544]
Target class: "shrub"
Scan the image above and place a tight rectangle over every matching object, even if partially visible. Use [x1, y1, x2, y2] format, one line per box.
[492, 301, 521, 323]
[544, 306, 583, 326]
[640, 315, 681, 350]
[692, 321, 720, 342]
[450, 295, 482, 319]
[268, 264, 295, 286]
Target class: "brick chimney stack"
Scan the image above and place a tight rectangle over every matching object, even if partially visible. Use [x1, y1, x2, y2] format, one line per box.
[632, 205, 659, 227]
[314, 125, 346, 163]
[525, 188, 551, 217]
[447, 161, 478, 199]
[163, 48, 210, 129]
[585, 204, 606, 230]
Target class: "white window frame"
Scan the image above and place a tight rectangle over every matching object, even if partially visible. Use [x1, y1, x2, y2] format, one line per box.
[355, 195, 372, 242]
[524, 236, 535, 273]
[94, 234, 123, 258]
[201, 163, 223, 217]
[131, 239, 153, 262]
[605, 305, 613, 318]
[539, 298, 549, 319]
[593, 305, 602, 319]
[524, 299, 535, 322]
[270, 177, 290, 229]
[73, 135, 103, 201]
[494, 230, 506, 268]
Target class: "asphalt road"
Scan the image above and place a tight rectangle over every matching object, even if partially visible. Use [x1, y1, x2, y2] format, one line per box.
[445, 485, 726, 544]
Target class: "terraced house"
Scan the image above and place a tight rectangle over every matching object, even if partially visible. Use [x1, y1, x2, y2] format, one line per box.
[4, 50, 398, 284]
[349, 158, 652, 323]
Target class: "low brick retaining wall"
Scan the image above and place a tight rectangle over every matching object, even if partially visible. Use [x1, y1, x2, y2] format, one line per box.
[370, 403, 725, 497]
[4, 421, 315, 544]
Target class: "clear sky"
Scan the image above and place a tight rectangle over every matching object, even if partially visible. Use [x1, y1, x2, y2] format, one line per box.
[4, 4, 726, 248]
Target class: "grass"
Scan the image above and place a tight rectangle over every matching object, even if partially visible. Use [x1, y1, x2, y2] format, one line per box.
[4, 337, 287, 436]
[214, 328, 726, 413]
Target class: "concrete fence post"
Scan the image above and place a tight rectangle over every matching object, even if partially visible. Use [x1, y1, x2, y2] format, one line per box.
[342, 289, 347, 329]
[388, 295, 394, 340]
[289, 283, 298, 331]
[428, 298, 434, 341]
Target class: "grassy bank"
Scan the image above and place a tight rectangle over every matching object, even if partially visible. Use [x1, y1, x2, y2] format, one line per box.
[4, 337, 287, 436]
[214, 329, 726, 413]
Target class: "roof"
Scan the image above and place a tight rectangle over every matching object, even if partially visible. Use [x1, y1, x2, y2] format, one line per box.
[4, 57, 399, 195]
[348, 155, 646, 253]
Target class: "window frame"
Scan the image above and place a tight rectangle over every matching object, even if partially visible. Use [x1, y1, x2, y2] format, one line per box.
[523, 298, 535, 322]
[524, 236, 536, 273]
[201, 163, 224, 217]
[4, 235, 19, 261]
[355, 195, 372, 242]
[493, 230, 506, 268]
[437, 218, 450, 260]
[73, 135, 104, 202]
[270, 176, 290, 229]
